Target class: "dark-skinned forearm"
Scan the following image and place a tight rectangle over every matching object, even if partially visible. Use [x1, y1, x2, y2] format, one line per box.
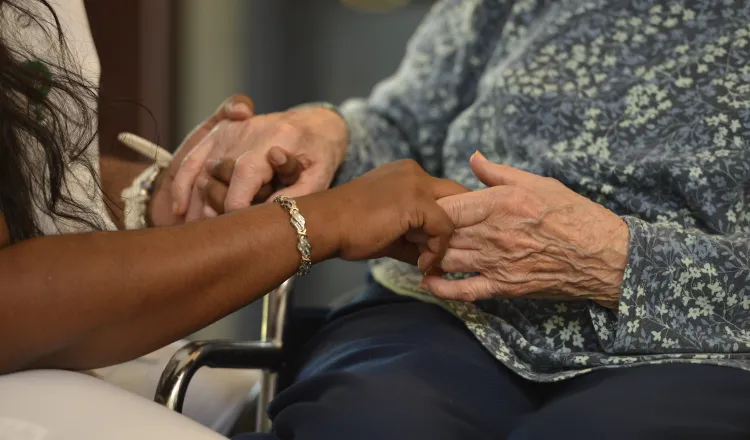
[0, 195, 337, 373]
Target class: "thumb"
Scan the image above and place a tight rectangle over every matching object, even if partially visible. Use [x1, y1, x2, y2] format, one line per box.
[219, 94, 255, 121]
[470, 150, 531, 187]
[437, 190, 491, 228]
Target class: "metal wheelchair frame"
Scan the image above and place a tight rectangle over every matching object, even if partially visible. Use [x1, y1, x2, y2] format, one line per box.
[154, 277, 293, 433]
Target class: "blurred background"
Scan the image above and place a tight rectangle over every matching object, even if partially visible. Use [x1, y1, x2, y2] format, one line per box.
[85, 0, 433, 340]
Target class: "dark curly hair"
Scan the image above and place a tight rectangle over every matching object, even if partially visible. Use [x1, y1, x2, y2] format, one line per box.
[0, 0, 106, 243]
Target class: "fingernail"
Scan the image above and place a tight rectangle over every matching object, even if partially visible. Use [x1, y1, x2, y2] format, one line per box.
[419, 278, 428, 290]
[205, 159, 219, 172]
[203, 205, 218, 218]
[197, 176, 209, 190]
[172, 201, 181, 215]
[417, 256, 422, 270]
[269, 148, 287, 166]
[230, 102, 251, 116]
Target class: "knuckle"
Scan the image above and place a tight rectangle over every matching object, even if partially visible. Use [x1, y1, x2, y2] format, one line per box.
[544, 176, 565, 189]
[275, 121, 303, 143]
[224, 197, 246, 212]
[234, 155, 258, 175]
[458, 288, 480, 302]
[396, 158, 421, 172]
[180, 154, 202, 171]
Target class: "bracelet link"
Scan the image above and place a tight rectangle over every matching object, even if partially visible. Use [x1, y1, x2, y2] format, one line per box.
[275, 195, 312, 276]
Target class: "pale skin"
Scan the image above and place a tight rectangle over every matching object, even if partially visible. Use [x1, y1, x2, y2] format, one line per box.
[416, 152, 629, 308]
[171, 105, 348, 222]
[179, 107, 631, 308]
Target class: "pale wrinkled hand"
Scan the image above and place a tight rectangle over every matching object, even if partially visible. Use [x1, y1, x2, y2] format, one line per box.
[149, 94, 255, 226]
[171, 105, 348, 222]
[417, 152, 629, 307]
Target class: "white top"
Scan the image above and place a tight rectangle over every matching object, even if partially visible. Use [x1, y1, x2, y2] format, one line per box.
[3, 0, 115, 234]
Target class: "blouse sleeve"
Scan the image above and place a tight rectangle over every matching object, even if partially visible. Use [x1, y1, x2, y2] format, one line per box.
[333, 0, 512, 184]
[595, 216, 750, 355]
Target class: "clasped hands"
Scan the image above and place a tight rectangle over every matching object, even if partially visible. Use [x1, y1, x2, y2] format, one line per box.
[152, 95, 629, 307]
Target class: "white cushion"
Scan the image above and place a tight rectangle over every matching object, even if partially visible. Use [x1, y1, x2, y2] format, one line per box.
[94, 340, 260, 434]
[0, 370, 226, 440]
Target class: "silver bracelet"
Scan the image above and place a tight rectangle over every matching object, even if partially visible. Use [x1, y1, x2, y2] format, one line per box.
[274, 195, 312, 276]
[121, 164, 163, 230]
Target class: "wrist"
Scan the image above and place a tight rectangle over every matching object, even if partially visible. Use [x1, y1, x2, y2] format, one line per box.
[590, 216, 630, 307]
[289, 104, 349, 162]
[294, 191, 344, 264]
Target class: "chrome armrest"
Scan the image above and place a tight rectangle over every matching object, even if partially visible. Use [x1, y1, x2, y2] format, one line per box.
[153, 340, 283, 411]
[155, 277, 294, 432]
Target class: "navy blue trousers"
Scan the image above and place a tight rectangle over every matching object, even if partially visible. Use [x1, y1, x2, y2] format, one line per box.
[234, 284, 750, 440]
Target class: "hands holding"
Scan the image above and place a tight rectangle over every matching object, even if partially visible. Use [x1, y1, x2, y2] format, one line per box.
[148, 94, 345, 225]
[417, 152, 629, 308]
[205, 158, 468, 268]
[170, 102, 348, 221]
[150, 94, 628, 307]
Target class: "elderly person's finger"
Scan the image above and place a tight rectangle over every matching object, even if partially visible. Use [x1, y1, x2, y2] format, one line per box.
[419, 274, 497, 302]
[171, 134, 218, 215]
[266, 164, 331, 201]
[421, 274, 558, 302]
[437, 190, 493, 229]
[214, 94, 255, 122]
[171, 95, 255, 215]
[470, 151, 536, 187]
[207, 148, 300, 184]
[447, 226, 543, 251]
[202, 150, 301, 212]
[223, 150, 272, 212]
[435, 248, 482, 273]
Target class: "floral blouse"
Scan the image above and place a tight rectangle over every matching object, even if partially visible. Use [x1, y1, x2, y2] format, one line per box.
[334, 0, 750, 381]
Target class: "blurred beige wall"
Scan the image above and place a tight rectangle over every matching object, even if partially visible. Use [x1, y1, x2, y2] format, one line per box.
[177, 0, 252, 340]
[176, 0, 249, 139]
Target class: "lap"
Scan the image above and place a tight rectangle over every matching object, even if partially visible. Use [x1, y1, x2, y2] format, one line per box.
[265, 284, 539, 440]
[511, 363, 750, 440]
[237, 284, 750, 440]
